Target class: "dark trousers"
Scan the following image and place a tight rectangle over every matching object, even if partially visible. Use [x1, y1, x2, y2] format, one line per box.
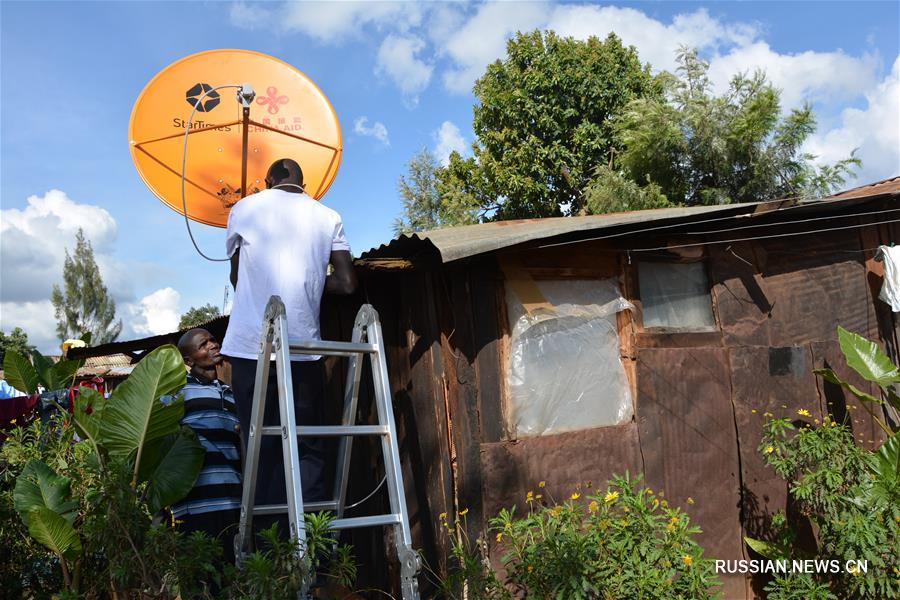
[229, 357, 328, 537]
[179, 509, 240, 565]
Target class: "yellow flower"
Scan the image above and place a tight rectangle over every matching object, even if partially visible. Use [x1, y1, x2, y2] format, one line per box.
[797, 408, 811, 417]
[666, 523, 675, 532]
[526, 491, 534, 502]
[588, 500, 599, 513]
[527, 565, 534, 573]
[661, 500, 668, 509]
[764, 412, 773, 417]
[496, 532, 503, 542]
[459, 508, 469, 516]
[439, 512, 447, 520]
[604, 491, 619, 504]
[538, 480, 546, 488]
[751, 409, 757, 414]
[765, 446, 775, 454]
[658, 491, 665, 498]
[570, 492, 581, 501]
[535, 494, 542, 500]
[682, 555, 693, 566]
[687, 497, 694, 505]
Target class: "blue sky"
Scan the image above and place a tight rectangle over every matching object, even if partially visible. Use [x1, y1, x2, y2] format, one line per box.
[2, 1, 898, 353]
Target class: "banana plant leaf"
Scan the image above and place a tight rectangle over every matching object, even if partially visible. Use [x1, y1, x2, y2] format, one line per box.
[838, 326, 900, 387]
[138, 427, 205, 513]
[14, 460, 78, 526]
[27, 506, 82, 561]
[48, 357, 83, 392]
[98, 345, 186, 477]
[814, 368, 881, 404]
[874, 433, 900, 489]
[2, 350, 39, 395]
[72, 388, 107, 444]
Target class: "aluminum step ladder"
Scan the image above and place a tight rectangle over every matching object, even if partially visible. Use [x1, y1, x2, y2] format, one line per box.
[236, 295, 421, 599]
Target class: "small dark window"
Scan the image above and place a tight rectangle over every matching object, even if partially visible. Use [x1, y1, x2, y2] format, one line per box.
[638, 261, 716, 331]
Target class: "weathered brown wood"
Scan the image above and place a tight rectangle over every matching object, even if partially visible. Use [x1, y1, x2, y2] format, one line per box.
[399, 271, 454, 582]
[636, 347, 747, 599]
[634, 331, 723, 348]
[440, 265, 486, 544]
[470, 259, 505, 443]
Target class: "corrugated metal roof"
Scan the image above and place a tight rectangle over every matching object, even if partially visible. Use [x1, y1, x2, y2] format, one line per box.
[361, 177, 899, 264]
[832, 176, 900, 199]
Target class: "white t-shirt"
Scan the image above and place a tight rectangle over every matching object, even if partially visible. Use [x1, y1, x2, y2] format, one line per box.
[221, 189, 351, 361]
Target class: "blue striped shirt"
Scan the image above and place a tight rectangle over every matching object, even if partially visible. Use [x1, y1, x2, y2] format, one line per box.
[166, 375, 242, 518]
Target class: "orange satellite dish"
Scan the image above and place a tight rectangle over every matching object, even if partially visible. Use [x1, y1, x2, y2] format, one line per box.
[129, 49, 342, 228]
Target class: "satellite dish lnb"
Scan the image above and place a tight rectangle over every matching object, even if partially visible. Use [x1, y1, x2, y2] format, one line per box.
[128, 49, 342, 228]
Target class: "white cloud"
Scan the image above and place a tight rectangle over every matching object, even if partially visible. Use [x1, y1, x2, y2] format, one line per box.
[0, 300, 58, 354]
[0, 190, 117, 303]
[804, 56, 900, 185]
[279, 1, 422, 43]
[440, 2, 549, 93]
[127, 287, 182, 336]
[433, 121, 467, 166]
[228, 1, 274, 30]
[376, 34, 433, 101]
[353, 116, 390, 146]
[707, 43, 880, 110]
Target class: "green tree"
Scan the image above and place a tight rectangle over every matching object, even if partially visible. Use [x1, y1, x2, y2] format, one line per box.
[50, 229, 122, 345]
[177, 303, 221, 330]
[444, 30, 659, 220]
[393, 148, 478, 235]
[612, 47, 860, 208]
[0, 328, 33, 366]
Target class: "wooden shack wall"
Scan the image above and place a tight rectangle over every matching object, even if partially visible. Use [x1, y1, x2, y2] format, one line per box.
[419, 218, 895, 599]
[321, 213, 896, 597]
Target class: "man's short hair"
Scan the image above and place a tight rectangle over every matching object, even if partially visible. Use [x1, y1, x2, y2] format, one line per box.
[267, 158, 304, 187]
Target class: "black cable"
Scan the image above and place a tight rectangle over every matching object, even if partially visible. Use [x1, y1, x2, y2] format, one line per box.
[181, 84, 242, 262]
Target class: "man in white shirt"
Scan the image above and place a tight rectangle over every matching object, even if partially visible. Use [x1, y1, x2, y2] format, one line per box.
[222, 158, 357, 523]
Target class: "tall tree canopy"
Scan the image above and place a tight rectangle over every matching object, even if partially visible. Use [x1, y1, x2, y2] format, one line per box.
[393, 148, 478, 235]
[596, 48, 860, 211]
[0, 327, 33, 365]
[178, 303, 221, 330]
[444, 30, 659, 220]
[51, 229, 122, 344]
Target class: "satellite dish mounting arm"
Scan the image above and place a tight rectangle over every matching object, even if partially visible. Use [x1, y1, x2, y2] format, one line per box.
[237, 84, 256, 198]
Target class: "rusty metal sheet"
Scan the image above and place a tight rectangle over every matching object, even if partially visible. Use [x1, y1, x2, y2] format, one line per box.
[479, 422, 643, 520]
[711, 232, 876, 347]
[728, 345, 823, 542]
[636, 347, 746, 600]
[810, 340, 888, 451]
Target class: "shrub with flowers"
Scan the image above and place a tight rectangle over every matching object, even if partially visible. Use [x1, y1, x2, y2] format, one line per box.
[439, 473, 720, 599]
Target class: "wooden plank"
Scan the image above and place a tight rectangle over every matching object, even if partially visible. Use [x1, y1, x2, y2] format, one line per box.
[636, 347, 747, 599]
[441, 266, 486, 545]
[470, 259, 505, 443]
[635, 331, 723, 348]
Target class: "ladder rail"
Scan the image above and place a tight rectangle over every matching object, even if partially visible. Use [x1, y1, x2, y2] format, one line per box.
[237, 296, 421, 600]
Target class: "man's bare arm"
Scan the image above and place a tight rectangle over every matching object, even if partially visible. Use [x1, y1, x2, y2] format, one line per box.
[230, 249, 239, 289]
[325, 250, 358, 295]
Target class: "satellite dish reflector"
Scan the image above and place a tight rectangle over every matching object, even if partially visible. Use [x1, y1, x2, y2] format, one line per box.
[128, 49, 342, 228]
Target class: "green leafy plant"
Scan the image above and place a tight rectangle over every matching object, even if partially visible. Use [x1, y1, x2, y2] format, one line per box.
[2, 346, 83, 397]
[746, 328, 900, 599]
[4, 344, 206, 596]
[440, 473, 719, 599]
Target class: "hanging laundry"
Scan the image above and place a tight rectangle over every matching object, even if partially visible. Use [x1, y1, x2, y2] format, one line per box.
[875, 245, 900, 312]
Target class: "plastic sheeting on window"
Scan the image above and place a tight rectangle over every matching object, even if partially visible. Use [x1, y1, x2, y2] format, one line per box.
[505, 279, 634, 437]
[638, 261, 716, 330]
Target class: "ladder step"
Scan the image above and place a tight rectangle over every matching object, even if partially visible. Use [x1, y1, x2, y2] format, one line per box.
[330, 514, 402, 530]
[260, 425, 389, 437]
[253, 500, 339, 516]
[251, 505, 401, 529]
[287, 340, 377, 356]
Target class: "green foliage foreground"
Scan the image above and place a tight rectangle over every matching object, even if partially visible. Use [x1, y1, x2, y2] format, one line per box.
[0, 344, 355, 598]
[747, 327, 900, 599]
[440, 474, 720, 599]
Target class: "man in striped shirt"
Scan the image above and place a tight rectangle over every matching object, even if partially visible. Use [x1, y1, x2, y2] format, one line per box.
[171, 328, 242, 562]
